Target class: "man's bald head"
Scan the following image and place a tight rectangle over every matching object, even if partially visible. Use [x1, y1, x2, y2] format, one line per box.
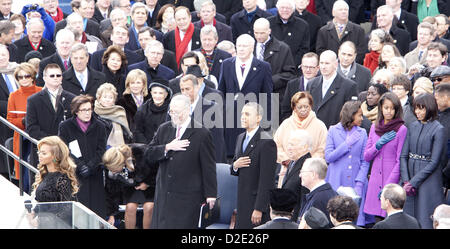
[319, 50, 338, 78]
[253, 18, 271, 43]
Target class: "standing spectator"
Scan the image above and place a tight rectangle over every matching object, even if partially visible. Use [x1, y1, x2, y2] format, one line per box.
[391, 74, 416, 126]
[298, 157, 337, 226]
[337, 41, 372, 94]
[0, 20, 18, 62]
[58, 94, 108, 219]
[0, 0, 12, 20]
[62, 43, 106, 98]
[13, 18, 56, 63]
[216, 40, 236, 56]
[375, 5, 411, 56]
[54, 0, 101, 39]
[146, 94, 217, 229]
[125, 2, 149, 51]
[65, 12, 103, 53]
[435, 14, 450, 40]
[404, 22, 434, 70]
[364, 92, 407, 222]
[400, 93, 445, 229]
[281, 52, 320, 121]
[416, 0, 442, 22]
[193, 0, 233, 43]
[327, 195, 361, 229]
[254, 189, 299, 229]
[133, 78, 172, 143]
[100, 45, 128, 99]
[316, 0, 367, 65]
[29, 136, 79, 229]
[92, 0, 112, 24]
[154, 4, 176, 34]
[308, 50, 358, 129]
[372, 183, 421, 229]
[7, 62, 41, 185]
[434, 83, 450, 195]
[218, 34, 273, 159]
[231, 102, 277, 228]
[43, 0, 68, 23]
[99, 8, 129, 48]
[277, 129, 313, 221]
[362, 84, 389, 123]
[36, 29, 75, 86]
[145, 0, 161, 27]
[230, 0, 271, 42]
[294, 0, 321, 53]
[21, 4, 56, 42]
[117, 69, 151, 133]
[364, 29, 393, 75]
[325, 100, 370, 226]
[268, 0, 309, 69]
[103, 143, 156, 229]
[94, 83, 133, 147]
[274, 91, 327, 164]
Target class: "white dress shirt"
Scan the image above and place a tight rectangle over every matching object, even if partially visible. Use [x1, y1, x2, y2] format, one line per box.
[322, 72, 337, 98]
[236, 55, 254, 90]
[179, 29, 192, 52]
[75, 69, 88, 90]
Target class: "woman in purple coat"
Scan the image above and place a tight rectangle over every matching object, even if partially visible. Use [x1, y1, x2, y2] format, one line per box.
[363, 92, 407, 220]
[325, 100, 370, 226]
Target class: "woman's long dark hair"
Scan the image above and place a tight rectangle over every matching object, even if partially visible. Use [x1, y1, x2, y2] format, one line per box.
[413, 93, 438, 122]
[340, 100, 362, 130]
[376, 92, 403, 125]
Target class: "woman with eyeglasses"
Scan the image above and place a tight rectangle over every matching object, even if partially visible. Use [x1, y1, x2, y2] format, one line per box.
[103, 143, 158, 229]
[400, 93, 445, 229]
[58, 94, 108, 219]
[7, 63, 41, 192]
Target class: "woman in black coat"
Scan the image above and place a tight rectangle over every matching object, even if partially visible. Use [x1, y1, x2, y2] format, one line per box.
[101, 45, 127, 99]
[133, 79, 172, 143]
[117, 69, 151, 133]
[103, 143, 157, 229]
[58, 95, 107, 219]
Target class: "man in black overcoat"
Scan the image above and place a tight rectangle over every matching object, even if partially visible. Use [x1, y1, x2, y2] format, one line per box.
[146, 94, 217, 229]
[230, 0, 271, 42]
[294, 0, 322, 53]
[231, 102, 277, 229]
[337, 41, 371, 93]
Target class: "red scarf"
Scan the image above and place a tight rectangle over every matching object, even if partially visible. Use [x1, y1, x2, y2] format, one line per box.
[28, 38, 41, 51]
[175, 23, 195, 67]
[47, 7, 65, 23]
[200, 18, 216, 27]
[363, 51, 380, 75]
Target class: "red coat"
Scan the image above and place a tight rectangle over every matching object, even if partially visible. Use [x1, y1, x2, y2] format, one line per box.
[6, 85, 41, 178]
[363, 51, 380, 75]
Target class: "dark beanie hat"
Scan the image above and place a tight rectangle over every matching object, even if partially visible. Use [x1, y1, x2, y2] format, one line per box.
[25, 50, 43, 62]
[269, 189, 297, 213]
[304, 207, 329, 229]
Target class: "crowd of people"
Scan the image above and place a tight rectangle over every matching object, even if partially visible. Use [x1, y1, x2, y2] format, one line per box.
[0, 0, 449, 229]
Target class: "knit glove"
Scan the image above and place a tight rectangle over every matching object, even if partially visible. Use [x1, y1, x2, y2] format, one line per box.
[375, 131, 396, 150]
[346, 131, 360, 147]
[403, 181, 417, 196]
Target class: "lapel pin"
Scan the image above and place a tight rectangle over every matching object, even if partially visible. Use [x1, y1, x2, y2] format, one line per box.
[196, 41, 199, 45]
[288, 32, 291, 36]
[331, 91, 335, 94]
[269, 51, 273, 54]
[219, 59, 222, 63]
[394, 40, 397, 43]
[401, 20, 405, 24]
[40, 47, 42, 50]
[250, 144, 253, 148]
[253, 67, 256, 71]
[352, 75, 355, 79]
[344, 31, 348, 34]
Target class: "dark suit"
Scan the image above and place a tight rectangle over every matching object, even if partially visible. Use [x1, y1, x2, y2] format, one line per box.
[146, 4, 161, 27]
[159, 0, 195, 11]
[230, 7, 272, 42]
[231, 127, 277, 229]
[54, 19, 101, 40]
[213, 0, 242, 24]
[295, 10, 322, 53]
[281, 153, 312, 222]
[316, 21, 367, 64]
[12, 36, 56, 63]
[299, 182, 337, 226]
[7, 43, 18, 63]
[92, 5, 112, 24]
[372, 211, 421, 229]
[146, 119, 217, 229]
[196, 48, 232, 81]
[308, 73, 358, 128]
[254, 218, 299, 229]
[61, 67, 106, 98]
[169, 76, 218, 96]
[191, 12, 226, 24]
[409, 37, 450, 53]
[218, 57, 273, 157]
[389, 25, 411, 56]
[37, 52, 70, 86]
[315, 0, 364, 24]
[337, 62, 371, 93]
[90, 48, 141, 72]
[0, 73, 14, 167]
[135, 48, 178, 74]
[268, 14, 310, 68]
[256, 37, 296, 105]
[162, 27, 202, 60]
[127, 60, 175, 86]
[371, 10, 419, 41]
[193, 20, 233, 42]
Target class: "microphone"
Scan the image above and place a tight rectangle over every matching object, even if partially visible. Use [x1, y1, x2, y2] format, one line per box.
[24, 200, 32, 213]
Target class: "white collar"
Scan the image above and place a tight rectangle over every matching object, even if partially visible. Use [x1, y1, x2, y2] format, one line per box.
[245, 126, 259, 141]
[395, 9, 402, 20]
[309, 180, 326, 192]
[387, 210, 403, 217]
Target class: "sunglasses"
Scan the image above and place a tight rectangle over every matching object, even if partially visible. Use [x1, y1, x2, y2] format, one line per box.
[17, 75, 32, 80]
[47, 74, 62, 78]
[432, 77, 443, 82]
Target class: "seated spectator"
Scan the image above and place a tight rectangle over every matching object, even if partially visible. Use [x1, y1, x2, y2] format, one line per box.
[361, 83, 388, 123]
[94, 83, 133, 148]
[432, 204, 450, 229]
[298, 206, 330, 229]
[364, 29, 393, 75]
[254, 189, 299, 229]
[101, 45, 128, 99]
[117, 69, 151, 133]
[327, 195, 361, 229]
[21, 4, 55, 42]
[372, 183, 421, 229]
[216, 40, 236, 57]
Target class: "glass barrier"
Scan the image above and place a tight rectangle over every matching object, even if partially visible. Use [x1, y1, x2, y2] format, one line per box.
[21, 201, 116, 229]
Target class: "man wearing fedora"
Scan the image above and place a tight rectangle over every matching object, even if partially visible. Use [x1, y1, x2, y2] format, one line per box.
[254, 189, 299, 229]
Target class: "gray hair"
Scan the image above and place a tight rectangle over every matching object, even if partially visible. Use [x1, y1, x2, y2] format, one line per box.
[253, 17, 270, 29]
[333, 0, 349, 11]
[433, 204, 450, 222]
[144, 40, 164, 55]
[170, 94, 191, 112]
[382, 183, 406, 209]
[243, 102, 264, 116]
[194, 0, 216, 12]
[289, 130, 313, 151]
[109, 7, 126, 18]
[377, 5, 394, 16]
[55, 28, 75, 43]
[388, 57, 407, 74]
[304, 158, 328, 179]
[70, 43, 89, 57]
[181, 74, 199, 86]
[217, 40, 235, 53]
[66, 12, 83, 24]
[26, 18, 44, 30]
[276, 0, 295, 10]
[131, 2, 148, 15]
[236, 34, 255, 48]
[200, 25, 218, 40]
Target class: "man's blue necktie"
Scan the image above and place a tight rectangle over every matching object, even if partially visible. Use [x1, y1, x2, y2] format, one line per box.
[242, 134, 250, 152]
[3, 74, 14, 93]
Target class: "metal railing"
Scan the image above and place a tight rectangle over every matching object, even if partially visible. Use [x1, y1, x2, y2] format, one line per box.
[0, 116, 39, 196]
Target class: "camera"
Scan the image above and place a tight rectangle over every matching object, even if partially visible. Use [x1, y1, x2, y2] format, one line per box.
[29, 4, 39, 11]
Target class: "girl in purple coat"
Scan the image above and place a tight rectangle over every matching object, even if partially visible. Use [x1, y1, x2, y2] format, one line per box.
[363, 92, 407, 220]
[325, 100, 370, 226]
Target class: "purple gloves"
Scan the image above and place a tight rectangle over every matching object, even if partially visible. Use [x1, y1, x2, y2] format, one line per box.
[403, 181, 417, 196]
[354, 182, 364, 197]
[346, 131, 360, 147]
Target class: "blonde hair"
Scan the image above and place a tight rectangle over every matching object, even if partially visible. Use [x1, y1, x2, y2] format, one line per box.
[102, 144, 132, 172]
[124, 69, 149, 96]
[32, 136, 79, 196]
[14, 62, 37, 84]
[96, 82, 118, 101]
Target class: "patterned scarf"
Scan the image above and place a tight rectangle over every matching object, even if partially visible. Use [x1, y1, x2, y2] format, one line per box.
[201, 48, 214, 72]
